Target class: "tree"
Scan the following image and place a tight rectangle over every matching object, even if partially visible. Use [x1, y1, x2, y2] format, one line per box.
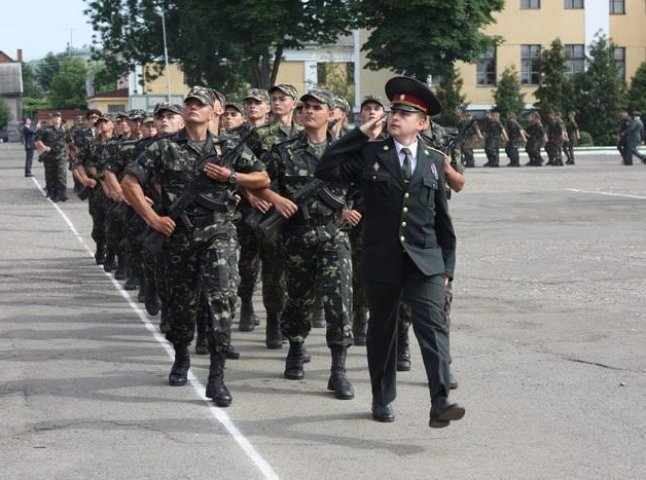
[628, 61, 646, 113]
[22, 63, 43, 99]
[571, 34, 626, 145]
[352, 0, 504, 80]
[533, 38, 572, 116]
[433, 67, 466, 127]
[84, 0, 354, 94]
[0, 96, 13, 127]
[35, 52, 64, 92]
[49, 57, 89, 109]
[493, 66, 525, 118]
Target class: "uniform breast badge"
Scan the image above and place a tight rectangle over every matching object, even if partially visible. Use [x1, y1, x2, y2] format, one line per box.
[373, 162, 380, 172]
[431, 163, 438, 180]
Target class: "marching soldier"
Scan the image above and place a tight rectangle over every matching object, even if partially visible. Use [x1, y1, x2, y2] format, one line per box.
[122, 87, 269, 407]
[35, 111, 70, 201]
[483, 109, 508, 167]
[504, 112, 527, 167]
[564, 111, 580, 165]
[525, 111, 546, 166]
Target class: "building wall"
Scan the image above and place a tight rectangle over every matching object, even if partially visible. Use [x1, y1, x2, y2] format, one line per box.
[142, 63, 190, 96]
[275, 61, 307, 96]
[87, 97, 128, 114]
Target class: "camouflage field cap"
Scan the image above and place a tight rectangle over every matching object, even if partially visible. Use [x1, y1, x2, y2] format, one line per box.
[153, 102, 183, 116]
[116, 111, 129, 120]
[360, 95, 385, 109]
[212, 89, 226, 106]
[334, 97, 351, 113]
[128, 109, 147, 120]
[244, 88, 270, 103]
[95, 113, 115, 124]
[224, 102, 245, 114]
[269, 83, 298, 99]
[300, 90, 335, 110]
[184, 86, 217, 106]
[142, 115, 155, 124]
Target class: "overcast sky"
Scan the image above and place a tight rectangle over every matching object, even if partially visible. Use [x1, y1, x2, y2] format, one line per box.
[0, 0, 96, 62]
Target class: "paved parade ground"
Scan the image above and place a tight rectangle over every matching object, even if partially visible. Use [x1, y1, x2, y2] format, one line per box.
[1, 143, 645, 479]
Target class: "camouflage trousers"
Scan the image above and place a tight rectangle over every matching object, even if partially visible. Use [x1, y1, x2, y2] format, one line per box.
[126, 208, 146, 280]
[505, 143, 521, 166]
[460, 146, 475, 168]
[105, 200, 128, 256]
[42, 156, 67, 196]
[525, 145, 544, 166]
[484, 144, 500, 166]
[236, 222, 286, 314]
[281, 222, 353, 348]
[88, 188, 108, 248]
[163, 222, 239, 351]
[546, 141, 563, 165]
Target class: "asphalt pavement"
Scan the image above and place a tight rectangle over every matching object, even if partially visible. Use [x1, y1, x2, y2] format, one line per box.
[1, 143, 645, 480]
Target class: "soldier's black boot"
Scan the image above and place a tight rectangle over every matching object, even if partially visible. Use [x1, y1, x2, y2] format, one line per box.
[327, 346, 355, 400]
[195, 335, 209, 355]
[144, 274, 160, 316]
[206, 351, 231, 407]
[352, 310, 368, 346]
[168, 343, 190, 386]
[103, 249, 116, 272]
[114, 255, 127, 280]
[226, 344, 240, 360]
[124, 274, 139, 291]
[137, 282, 145, 303]
[265, 312, 283, 349]
[284, 341, 305, 380]
[397, 327, 411, 372]
[238, 295, 256, 332]
[94, 241, 106, 265]
[57, 187, 68, 202]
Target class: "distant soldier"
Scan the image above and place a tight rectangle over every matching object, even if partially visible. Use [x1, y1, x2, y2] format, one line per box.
[524, 111, 546, 166]
[625, 110, 646, 164]
[330, 96, 353, 139]
[564, 111, 580, 165]
[483, 109, 508, 167]
[35, 111, 70, 201]
[222, 102, 246, 134]
[545, 111, 566, 166]
[504, 112, 527, 167]
[456, 110, 482, 168]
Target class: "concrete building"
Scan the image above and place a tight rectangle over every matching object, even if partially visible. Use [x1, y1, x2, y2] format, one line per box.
[0, 49, 23, 140]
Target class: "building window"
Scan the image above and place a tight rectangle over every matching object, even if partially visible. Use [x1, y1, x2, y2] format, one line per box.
[107, 104, 126, 113]
[317, 62, 354, 87]
[317, 63, 327, 86]
[565, 44, 585, 76]
[521, 0, 540, 8]
[476, 47, 497, 85]
[521, 45, 541, 85]
[609, 0, 625, 14]
[564, 0, 584, 8]
[614, 47, 626, 80]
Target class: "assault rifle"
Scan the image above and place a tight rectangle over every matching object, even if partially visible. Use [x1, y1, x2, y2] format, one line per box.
[257, 179, 345, 236]
[142, 131, 253, 255]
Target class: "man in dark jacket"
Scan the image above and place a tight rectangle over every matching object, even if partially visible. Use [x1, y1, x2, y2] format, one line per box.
[316, 76, 465, 428]
[23, 118, 37, 177]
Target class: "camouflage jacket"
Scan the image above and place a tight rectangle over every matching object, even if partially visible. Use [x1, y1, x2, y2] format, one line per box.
[126, 128, 264, 222]
[457, 118, 480, 149]
[266, 131, 347, 222]
[484, 119, 505, 148]
[506, 119, 524, 147]
[70, 127, 95, 150]
[104, 135, 144, 179]
[525, 123, 545, 149]
[248, 120, 303, 160]
[73, 137, 112, 178]
[36, 125, 69, 159]
[546, 119, 564, 145]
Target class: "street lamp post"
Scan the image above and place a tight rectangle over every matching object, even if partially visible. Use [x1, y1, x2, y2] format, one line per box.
[160, 10, 171, 102]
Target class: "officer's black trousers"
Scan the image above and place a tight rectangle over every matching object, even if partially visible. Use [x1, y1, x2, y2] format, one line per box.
[364, 254, 450, 407]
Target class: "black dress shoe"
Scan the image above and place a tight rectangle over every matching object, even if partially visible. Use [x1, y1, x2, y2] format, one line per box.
[372, 401, 395, 423]
[429, 400, 465, 428]
[397, 343, 411, 372]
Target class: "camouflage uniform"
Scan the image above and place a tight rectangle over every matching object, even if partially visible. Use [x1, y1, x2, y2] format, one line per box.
[505, 118, 524, 167]
[456, 117, 479, 168]
[525, 121, 545, 166]
[74, 136, 112, 258]
[483, 117, 504, 167]
[36, 124, 69, 200]
[125, 129, 263, 352]
[564, 118, 579, 165]
[265, 132, 352, 350]
[546, 117, 565, 166]
[239, 120, 303, 328]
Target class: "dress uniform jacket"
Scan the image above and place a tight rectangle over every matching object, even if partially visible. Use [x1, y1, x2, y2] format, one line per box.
[315, 128, 456, 285]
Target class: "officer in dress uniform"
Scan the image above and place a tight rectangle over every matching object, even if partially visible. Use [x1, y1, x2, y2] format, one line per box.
[316, 76, 465, 428]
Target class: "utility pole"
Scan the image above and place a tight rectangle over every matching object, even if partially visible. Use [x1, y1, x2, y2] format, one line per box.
[160, 10, 171, 102]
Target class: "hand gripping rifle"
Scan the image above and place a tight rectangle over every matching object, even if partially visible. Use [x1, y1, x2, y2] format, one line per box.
[142, 131, 253, 255]
[257, 179, 345, 236]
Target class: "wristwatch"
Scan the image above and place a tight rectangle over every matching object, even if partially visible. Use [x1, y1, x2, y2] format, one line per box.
[227, 172, 237, 185]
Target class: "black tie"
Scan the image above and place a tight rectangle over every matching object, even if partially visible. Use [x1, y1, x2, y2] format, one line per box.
[401, 147, 413, 182]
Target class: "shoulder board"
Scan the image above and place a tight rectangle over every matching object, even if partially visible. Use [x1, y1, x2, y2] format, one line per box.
[425, 146, 446, 157]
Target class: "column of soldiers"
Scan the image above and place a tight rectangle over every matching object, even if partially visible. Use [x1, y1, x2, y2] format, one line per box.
[65, 77, 467, 428]
[455, 108, 580, 168]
